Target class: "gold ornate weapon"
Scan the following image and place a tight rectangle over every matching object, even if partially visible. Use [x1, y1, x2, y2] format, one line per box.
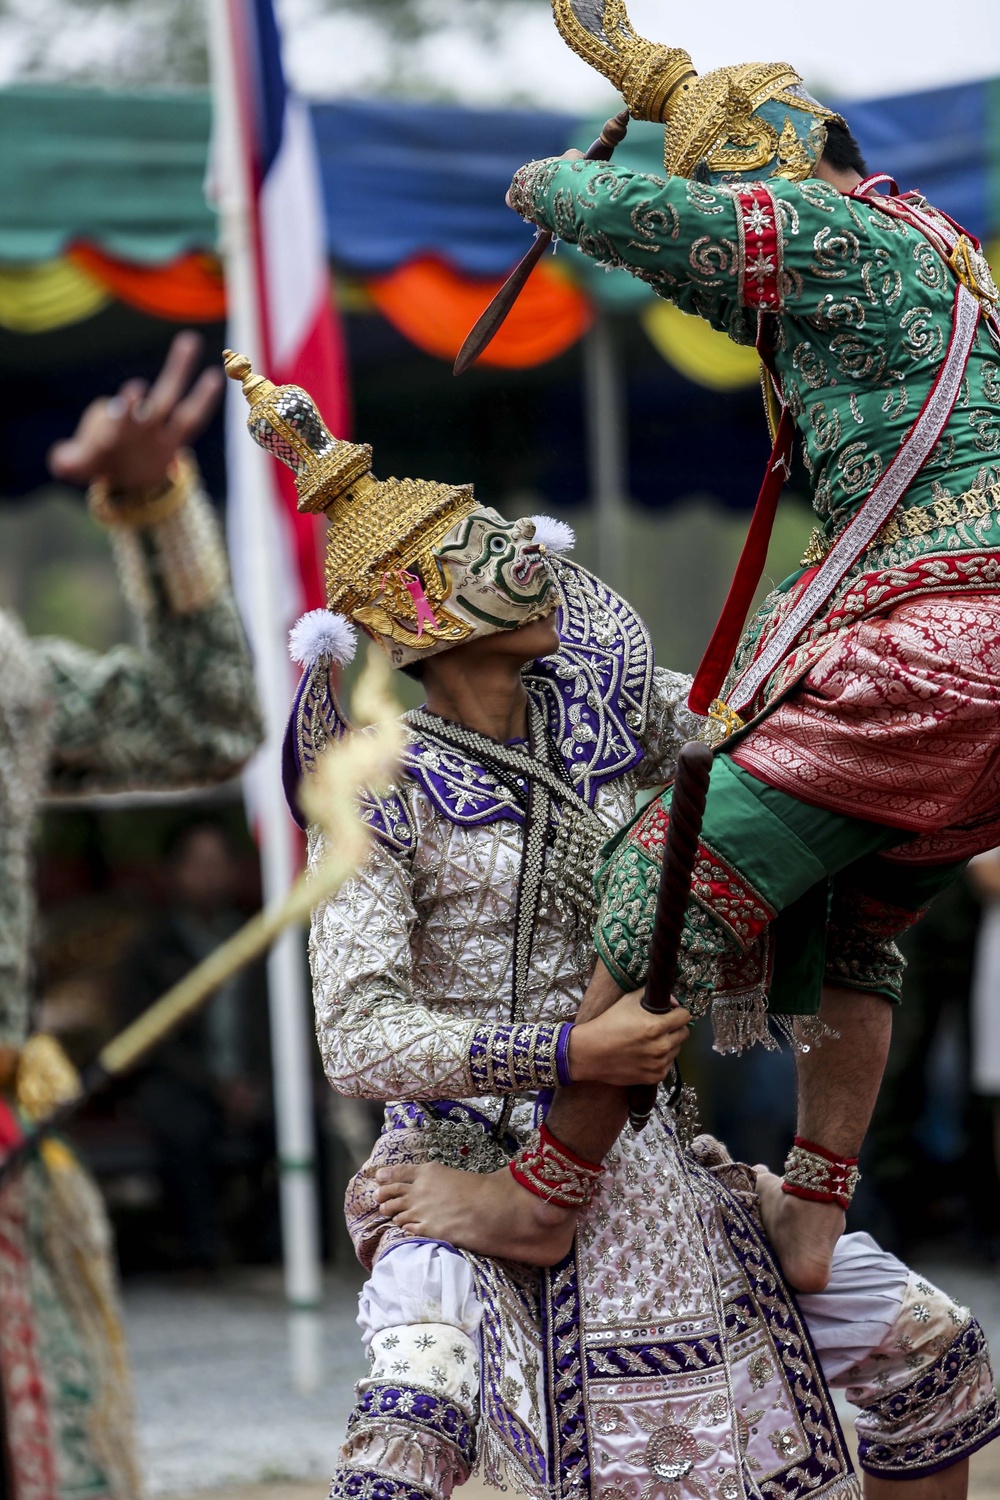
[0, 651, 402, 1183]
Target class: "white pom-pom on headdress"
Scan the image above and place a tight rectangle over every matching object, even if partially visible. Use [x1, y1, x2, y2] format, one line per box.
[528, 515, 575, 554]
[288, 610, 357, 669]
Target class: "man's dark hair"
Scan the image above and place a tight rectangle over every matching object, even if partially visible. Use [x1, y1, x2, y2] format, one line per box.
[400, 661, 425, 682]
[820, 118, 868, 177]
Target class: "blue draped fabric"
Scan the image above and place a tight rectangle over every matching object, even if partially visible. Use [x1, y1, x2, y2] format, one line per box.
[312, 98, 578, 276]
[310, 80, 992, 280]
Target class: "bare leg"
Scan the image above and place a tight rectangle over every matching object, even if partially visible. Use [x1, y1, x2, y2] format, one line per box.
[759, 985, 892, 1293]
[865, 1461, 968, 1500]
[376, 961, 631, 1264]
[742, 1171, 972, 1500]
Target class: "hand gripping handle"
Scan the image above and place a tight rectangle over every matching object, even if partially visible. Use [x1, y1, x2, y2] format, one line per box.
[627, 740, 713, 1132]
[453, 109, 630, 376]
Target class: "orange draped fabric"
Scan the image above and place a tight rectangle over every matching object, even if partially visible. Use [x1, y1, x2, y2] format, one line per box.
[67, 244, 227, 322]
[366, 254, 593, 368]
[56, 245, 593, 367]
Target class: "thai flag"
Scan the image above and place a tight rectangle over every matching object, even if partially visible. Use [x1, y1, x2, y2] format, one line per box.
[210, 0, 350, 816]
[207, 0, 335, 1381]
[212, 0, 348, 669]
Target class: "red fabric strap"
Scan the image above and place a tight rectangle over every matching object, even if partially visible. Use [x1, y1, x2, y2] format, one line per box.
[689, 185, 790, 715]
[736, 186, 783, 311]
[508, 1122, 603, 1210]
[853, 173, 899, 198]
[689, 404, 793, 715]
[781, 1135, 860, 1211]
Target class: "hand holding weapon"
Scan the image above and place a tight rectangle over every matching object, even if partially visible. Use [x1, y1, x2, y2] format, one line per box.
[627, 740, 713, 1132]
[453, 108, 629, 375]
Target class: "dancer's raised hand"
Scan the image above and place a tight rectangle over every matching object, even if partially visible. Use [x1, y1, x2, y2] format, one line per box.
[48, 330, 223, 495]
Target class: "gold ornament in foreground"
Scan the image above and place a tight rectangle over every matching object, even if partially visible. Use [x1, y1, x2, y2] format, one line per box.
[16, 1034, 81, 1122]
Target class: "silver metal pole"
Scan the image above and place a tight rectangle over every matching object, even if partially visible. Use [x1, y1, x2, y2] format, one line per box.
[207, 0, 324, 1395]
[584, 312, 629, 590]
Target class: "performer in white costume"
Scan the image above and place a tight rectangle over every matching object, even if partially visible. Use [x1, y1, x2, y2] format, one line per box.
[224, 354, 998, 1500]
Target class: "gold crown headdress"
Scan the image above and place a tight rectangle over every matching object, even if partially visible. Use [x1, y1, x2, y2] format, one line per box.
[225, 353, 566, 671]
[224, 351, 479, 660]
[552, 0, 841, 183]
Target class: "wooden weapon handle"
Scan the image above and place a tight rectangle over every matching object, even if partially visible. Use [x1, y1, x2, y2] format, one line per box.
[628, 740, 713, 1132]
[453, 108, 629, 376]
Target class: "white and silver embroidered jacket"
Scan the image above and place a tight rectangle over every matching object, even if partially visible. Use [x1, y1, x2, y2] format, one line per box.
[305, 558, 700, 1121]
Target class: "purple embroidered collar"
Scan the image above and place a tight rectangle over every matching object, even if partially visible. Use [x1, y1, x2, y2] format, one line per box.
[284, 557, 653, 850]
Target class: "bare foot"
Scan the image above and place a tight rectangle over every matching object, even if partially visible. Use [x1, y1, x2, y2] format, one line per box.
[754, 1166, 845, 1294]
[375, 1162, 578, 1266]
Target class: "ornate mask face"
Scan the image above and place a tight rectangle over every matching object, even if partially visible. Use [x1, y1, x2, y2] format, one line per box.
[352, 506, 560, 669]
[435, 508, 557, 631]
[222, 353, 566, 672]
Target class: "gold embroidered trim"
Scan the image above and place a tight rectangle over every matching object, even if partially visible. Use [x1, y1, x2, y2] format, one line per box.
[878, 482, 1000, 545]
[88, 449, 195, 530]
[801, 481, 1000, 566]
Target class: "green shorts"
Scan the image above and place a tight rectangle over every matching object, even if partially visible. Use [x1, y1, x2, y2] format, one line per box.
[594, 754, 963, 1048]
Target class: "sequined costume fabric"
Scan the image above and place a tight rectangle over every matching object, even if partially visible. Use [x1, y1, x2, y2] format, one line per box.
[309, 560, 697, 1134]
[308, 563, 998, 1499]
[731, 594, 1000, 862]
[0, 485, 262, 1500]
[506, 161, 1000, 613]
[507, 155, 1000, 1042]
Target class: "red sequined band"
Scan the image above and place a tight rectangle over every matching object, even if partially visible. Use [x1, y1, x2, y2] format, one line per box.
[782, 1136, 860, 1210]
[631, 805, 774, 947]
[735, 185, 782, 311]
[508, 1123, 604, 1209]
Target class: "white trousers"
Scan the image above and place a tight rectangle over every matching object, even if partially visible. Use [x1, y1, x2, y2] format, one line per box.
[358, 1230, 908, 1385]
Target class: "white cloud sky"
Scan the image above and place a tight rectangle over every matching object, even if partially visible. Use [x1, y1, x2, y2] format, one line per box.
[282, 0, 1000, 108]
[0, 0, 994, 104]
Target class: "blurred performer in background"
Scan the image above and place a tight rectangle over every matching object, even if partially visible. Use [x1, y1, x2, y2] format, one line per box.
[116, 819, 272, 1271]
[0, 332, 262, 1499]
[969, 850, 1000, 1250]
[495, 2, 1000, 1299]
[225, 356, 998, 1500]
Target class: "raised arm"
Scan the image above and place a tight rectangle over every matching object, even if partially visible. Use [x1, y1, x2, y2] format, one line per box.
[40, 333, 262, 795]
[508, 157, 878, 340]
[310, 833, 571, 1102]
[508, 156, 755, 338]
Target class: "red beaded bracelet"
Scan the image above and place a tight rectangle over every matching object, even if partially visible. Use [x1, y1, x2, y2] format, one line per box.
[781, 1135, 859, 1211]
[508, 1122, 603, 1210]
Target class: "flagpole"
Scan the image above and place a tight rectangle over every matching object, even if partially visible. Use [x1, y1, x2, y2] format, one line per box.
[207, 0, 324, 1395]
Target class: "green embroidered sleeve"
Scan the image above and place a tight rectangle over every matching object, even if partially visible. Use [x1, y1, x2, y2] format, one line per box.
[508, 156, 758, 343]
[40, 490, 263, 796]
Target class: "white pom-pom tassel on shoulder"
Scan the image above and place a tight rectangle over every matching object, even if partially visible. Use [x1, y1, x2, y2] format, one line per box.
[528, 515, 575, 554]
[288, 610, 357, 669]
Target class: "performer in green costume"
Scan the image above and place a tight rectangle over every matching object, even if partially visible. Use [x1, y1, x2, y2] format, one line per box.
[378, 6, 1000, 1300]
[0, 333, 262, 1499]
